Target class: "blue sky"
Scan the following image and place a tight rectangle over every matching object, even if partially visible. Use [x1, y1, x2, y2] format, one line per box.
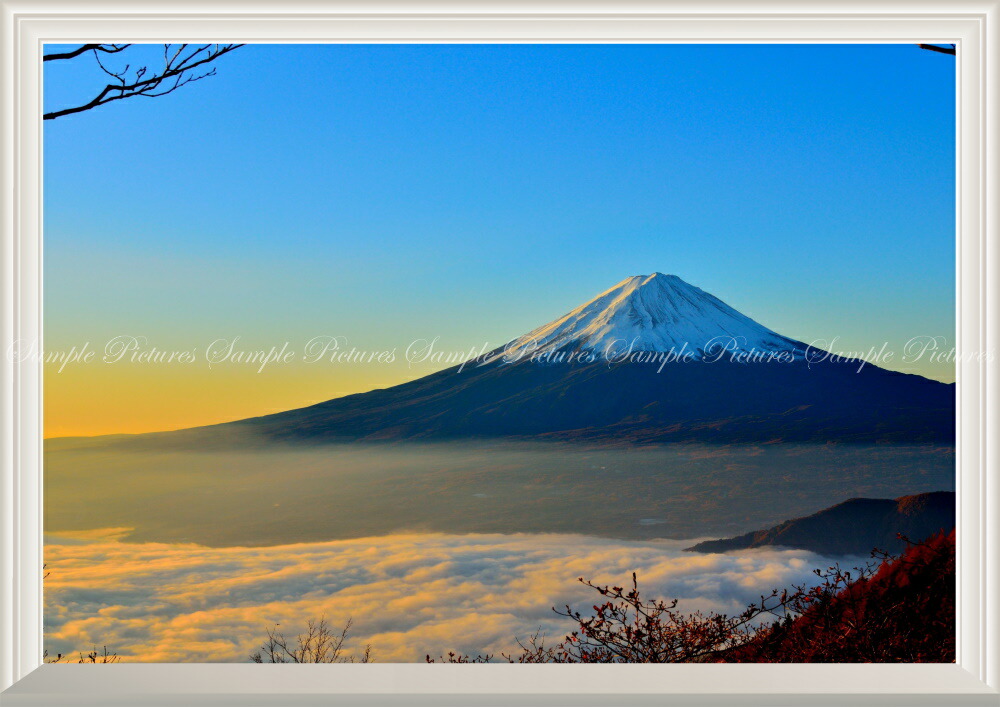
[42, 44, 956, 432]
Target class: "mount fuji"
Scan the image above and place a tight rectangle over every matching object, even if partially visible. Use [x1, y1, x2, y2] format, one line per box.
[185, 273, 955, 446]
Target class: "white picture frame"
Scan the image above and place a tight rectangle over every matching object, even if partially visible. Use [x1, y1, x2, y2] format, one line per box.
[1, 1, 997, 704]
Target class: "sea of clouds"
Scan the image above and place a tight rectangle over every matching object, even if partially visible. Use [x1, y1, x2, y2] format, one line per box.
[43, 531, 853, 663]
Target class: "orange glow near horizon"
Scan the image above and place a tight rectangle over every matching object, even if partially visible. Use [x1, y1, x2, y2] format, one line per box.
[42, 363, 435, 438]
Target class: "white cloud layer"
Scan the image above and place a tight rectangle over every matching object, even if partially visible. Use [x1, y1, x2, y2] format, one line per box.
[44, 531, 845, 662]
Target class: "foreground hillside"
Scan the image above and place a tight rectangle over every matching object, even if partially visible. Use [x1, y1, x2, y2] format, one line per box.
[730, 529, 955, 662]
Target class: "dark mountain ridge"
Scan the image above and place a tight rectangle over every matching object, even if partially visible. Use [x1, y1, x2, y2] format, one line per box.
[686, 491, 955, 556]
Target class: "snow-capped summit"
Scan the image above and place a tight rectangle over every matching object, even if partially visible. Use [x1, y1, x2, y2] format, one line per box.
[503, 272, 806, 358]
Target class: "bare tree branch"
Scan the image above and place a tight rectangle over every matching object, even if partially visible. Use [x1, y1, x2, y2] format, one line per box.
[250, 617, 373, 664]
[44, 43, 243, 120]
[918, 44, 956, 56]
[43, 44, 130, 62]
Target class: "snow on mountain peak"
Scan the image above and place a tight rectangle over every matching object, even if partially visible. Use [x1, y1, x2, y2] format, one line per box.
[504, 273, 805, 358]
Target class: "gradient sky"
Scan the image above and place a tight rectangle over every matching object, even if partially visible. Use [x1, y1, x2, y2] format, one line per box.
[43, 44, 956, 437]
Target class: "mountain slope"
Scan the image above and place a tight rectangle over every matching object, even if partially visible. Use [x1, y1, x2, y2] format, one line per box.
[686, 491, 955, 555]
[125, 273, 955, 447]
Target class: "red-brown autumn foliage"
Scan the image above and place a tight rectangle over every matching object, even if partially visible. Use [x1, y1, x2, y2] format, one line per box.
[429, 530, 955, 663]
[733, 529, 955, 662]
